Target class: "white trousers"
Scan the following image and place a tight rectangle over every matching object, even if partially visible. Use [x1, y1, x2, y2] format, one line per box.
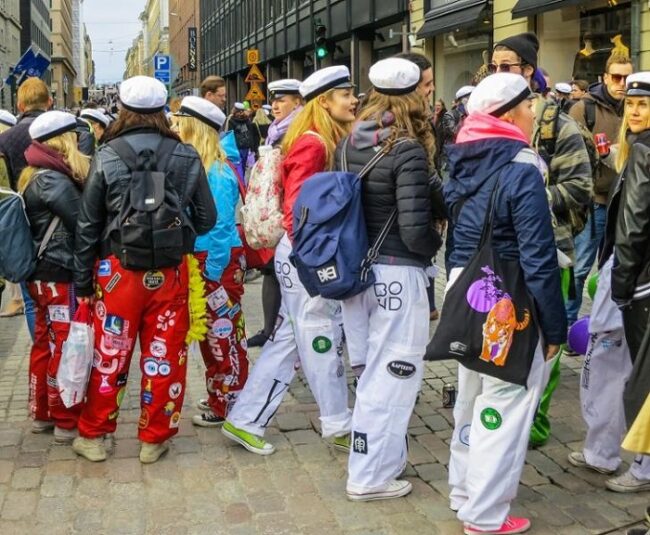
[581, 256, 650, 477]
[342, 264, 429, 491]
[227, 234, 352, 437]
[446, 268, 553, 530]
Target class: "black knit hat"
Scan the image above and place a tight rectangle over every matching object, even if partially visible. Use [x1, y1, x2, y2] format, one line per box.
[495, 32, 539, 69]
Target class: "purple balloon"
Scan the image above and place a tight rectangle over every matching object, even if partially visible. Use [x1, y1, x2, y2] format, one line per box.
[568, 316, 590, 355]
[466, 279, 499, 313]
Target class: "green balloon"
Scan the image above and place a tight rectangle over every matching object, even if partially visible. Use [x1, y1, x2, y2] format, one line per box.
[587, 273, 599, 300]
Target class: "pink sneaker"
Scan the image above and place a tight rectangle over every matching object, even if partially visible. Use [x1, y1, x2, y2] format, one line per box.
[464, 516, 531, 535]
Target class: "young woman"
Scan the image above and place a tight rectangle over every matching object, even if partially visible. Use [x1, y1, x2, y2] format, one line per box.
[223, 66, 357, 455]
[72, 76, 216, 464]
[173, 95, 250, 428]
[18, 111, 90, 442]
[224, 103, 260, 182]
[247, 79, 303, 349]
[338, 58, 444, 501]
[444, 73, 565, 534]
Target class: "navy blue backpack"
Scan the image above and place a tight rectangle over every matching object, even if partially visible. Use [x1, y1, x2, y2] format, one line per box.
[290, 137, 407, 300]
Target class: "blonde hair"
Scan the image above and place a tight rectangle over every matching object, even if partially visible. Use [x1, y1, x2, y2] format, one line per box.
[0, 124, 10, 134]
[176, 115, 227, 170]
[18, 132, 90, 193]
[281, 89, 353, 169]
[616, 96, 650, 172]
[357, 89, 435, 168]
[254, 108, 271, 126]
[17, 78, 50, 112]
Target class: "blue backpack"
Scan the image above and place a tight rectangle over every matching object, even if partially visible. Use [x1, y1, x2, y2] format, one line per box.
[290, 138, 407, 300]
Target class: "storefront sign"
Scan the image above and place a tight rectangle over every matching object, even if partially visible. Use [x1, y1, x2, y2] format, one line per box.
[188, 27, 197, 72]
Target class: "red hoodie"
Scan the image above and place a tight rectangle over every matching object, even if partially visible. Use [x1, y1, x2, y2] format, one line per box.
[281, 130, 327, 239]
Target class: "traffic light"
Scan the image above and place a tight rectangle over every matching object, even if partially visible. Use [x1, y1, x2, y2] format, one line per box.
[315, 23, 328, 59]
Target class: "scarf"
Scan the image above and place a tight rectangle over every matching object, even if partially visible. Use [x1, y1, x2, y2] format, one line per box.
[349, 111, 396, 150]
[266, 106, 303, 147]
[24, 141, 73, 177]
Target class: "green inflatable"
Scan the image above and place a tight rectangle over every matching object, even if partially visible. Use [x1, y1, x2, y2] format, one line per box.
[587, 273, 599, 300]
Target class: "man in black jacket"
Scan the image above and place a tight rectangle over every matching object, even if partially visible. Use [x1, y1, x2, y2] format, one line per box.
[0, 77, 52, 190]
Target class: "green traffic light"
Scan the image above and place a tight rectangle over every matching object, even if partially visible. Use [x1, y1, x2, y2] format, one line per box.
[316, 47, 328, 58]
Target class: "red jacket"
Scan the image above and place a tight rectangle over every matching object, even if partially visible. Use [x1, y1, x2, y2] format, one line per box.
[281, 131, 327, 238]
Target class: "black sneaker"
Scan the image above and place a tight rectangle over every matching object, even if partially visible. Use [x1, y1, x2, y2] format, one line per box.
[192, 411, 226, 428]
[247, 331, 268, 348]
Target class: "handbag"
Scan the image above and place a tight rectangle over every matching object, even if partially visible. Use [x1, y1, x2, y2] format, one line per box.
[57, 302, 94, 407]
[425, 171, 539, 386]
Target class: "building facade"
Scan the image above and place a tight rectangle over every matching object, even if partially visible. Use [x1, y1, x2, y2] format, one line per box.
[124, 32, 145, 79]
[0, 0, 22, 108]
[18, 0, 50, 58]
[84, 26, 94, 89]
[51, 0, 77, 108]
[139, 0, 170, 77]
[200, 0, 411, 107]
[169, 0, 200, 96]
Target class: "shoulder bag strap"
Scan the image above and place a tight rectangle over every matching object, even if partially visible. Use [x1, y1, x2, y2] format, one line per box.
[37, 215, 61, 259]
[107, 137, 139, 171]
[477, 169, 506, 249]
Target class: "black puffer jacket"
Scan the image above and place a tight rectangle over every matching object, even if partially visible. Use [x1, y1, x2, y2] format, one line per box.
[24, 169, 82, 282]
[0, 110, 44, 190]
[335, 117, 443, 266]
[74, 127, 217, 296]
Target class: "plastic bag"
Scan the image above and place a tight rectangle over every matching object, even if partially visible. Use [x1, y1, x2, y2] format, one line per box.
[57, 302, 94, 408]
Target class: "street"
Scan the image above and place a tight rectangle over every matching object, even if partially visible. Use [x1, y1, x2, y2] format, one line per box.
[0, 275, 646, 534]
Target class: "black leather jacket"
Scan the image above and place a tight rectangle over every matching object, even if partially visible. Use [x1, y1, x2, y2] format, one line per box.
[603, 130, 650, 306]
[24, 169, 82, 281]
[73, 128, 217, 296]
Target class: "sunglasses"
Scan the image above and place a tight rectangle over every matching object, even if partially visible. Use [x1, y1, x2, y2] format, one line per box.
[608, 73, 629, 84]
[487, 62, 526, 74]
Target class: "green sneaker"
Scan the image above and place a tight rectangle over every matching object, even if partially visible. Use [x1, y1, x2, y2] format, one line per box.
[332, 433, 350, 453]
[222, 421, 275, 455]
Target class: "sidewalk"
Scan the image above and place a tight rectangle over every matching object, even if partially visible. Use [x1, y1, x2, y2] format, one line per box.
[0, 276, 647, 534]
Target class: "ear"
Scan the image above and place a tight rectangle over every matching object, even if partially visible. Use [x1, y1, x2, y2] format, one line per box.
[523, 65, 535, 82]
[317, 93, 330, 110]
[17, 101, 25, 113]
[47, 97, 54, 110]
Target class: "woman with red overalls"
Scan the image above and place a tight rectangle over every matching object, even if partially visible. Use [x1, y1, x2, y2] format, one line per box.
[72, 77, 216, 463]
[19, 111, 90, 443]
[174, 96, 250, 427]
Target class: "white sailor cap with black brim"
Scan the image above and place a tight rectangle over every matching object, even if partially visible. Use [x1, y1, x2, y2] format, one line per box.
[28, 111, 78, 142]
[268, 79, 301, 101]
[80, 108, 110, 128]
[626, 72, 650, 97]
[455, 85, 475, 101]
[554, 82, 572, 95]
[369, 58, 420, 95]
[175, 95, 226, 131]
[467, 72, 534, 117]
[0, 110, 17, 128]
[300, 66, 354, 102]
[119, 75, 168, 114]
[234, 102, 246, 110]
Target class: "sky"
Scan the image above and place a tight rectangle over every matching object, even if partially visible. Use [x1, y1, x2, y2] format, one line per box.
[83, 0, 147, 84]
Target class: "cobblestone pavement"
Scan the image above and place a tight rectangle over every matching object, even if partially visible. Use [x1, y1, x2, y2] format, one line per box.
[0, 275, 647, 534]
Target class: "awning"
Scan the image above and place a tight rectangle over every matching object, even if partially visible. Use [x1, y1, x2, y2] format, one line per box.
[417, 0, 489, 39]
[511, 0, 584, 19]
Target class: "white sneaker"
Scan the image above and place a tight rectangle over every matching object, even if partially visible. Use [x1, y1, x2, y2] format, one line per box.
[53, 426, 77, 444]
[567, 451, 615, 475]
[72, 437, 107, 462]
[606, 470, 650, 493]
[196, 399, 210, 412]
[346, 479, 413, 501]
[32, 419, 54, 434]
[139, 441, 169, 464]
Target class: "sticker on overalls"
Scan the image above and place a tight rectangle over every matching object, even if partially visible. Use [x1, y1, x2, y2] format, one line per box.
[386, 360, 416, 379]
[138, 408, 150, 429]
[169, 412, 181, 429]
[163, 402, 175, 416]
[352, 431, 368, 454]
[105, 273, 121, 293]
[459, 424, 471, 446]
[143, 270, 165, 290]
[213, 319, 233, 339]
[48, 305, 70, 323]
[98, 260, 112, 277]
[480, 408, 502, 430]
[207, 287, 229, 311]
[104, 314, 124, 336]
[169, 382, 182, 399]
[312, 336, 332, 354]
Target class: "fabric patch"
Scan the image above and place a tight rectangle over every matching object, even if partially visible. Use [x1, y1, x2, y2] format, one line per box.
[104, 314, 124, 336]
[105, 273, 121, 293]
[386, 360, 416, 379]
[143, 270, 165, 290]
[459, 424, 471, 446]
[480, 408, 502, 431]
[138, 408, 150, 429]
[312, 336, 332, 354]
[352, 431, 368, 455]
[207, 287, 229, 311]
[169, 382, 182, 399]
[163, 401, 175, 416]
[169, 412, 181, 429]
[95, 301, 107, 320]
[213, 318, 234, 339]
[150, 339, 167, 358]
[48, 305, 70, 323]
[98, 260, 112, 277]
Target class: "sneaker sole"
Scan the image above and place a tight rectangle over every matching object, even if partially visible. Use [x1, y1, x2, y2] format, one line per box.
[140, 445, 169, 464]
[31, 426, 54, 434]
[222, 426, 275, 456]
[605, 480, 650, 493]
[192, 419, 225, 428]
[332, 443, 350, 453]
[568, 455, 615, 475]
[346, 483, 413, 502]
[196, 403, 211, 412]
[464, 523, 531, 535]
[72, 446, 107, 462]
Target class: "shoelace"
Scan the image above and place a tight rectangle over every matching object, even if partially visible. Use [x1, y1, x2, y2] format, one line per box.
[504, 517, 516, 528]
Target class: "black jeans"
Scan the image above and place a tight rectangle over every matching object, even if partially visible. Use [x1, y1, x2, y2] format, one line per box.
[622, 296, 650, 428]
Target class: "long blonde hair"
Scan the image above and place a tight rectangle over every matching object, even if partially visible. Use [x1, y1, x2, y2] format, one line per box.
[176, 115, 227, 171]
[281, 88, 352, 169]
[254, 108, 271, 126]
[616, 96, 650, 172]
[357, 89, 435, 168]
[18, 132, 90, 193]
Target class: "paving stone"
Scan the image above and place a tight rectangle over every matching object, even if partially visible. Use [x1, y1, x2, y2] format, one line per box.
[1, 490, 38, 520]
[520, 464, 550, 487]
[422, 414, 449, 432]
[11, 466, 41, 490]
[40, 474, 74, 497]
[275, 412, 312, 431]
[415, 462, 448, 482]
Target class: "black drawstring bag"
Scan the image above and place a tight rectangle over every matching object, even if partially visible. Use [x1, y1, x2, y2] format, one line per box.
[425, 172, 539, 386]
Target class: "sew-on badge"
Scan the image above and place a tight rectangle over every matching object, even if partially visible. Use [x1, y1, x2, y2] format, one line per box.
[98, 260, 112, 277]
[143, 270, 165, 290]
[105, 273, 121, 293]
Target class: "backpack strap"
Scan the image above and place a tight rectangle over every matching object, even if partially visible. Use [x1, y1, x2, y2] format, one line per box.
[37, 215, 61, 259]
[584, 99, 596, 132]
[108, 137, 178, 173]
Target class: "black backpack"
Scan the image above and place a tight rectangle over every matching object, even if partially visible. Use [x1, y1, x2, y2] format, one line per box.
[107, 137, 188, 270]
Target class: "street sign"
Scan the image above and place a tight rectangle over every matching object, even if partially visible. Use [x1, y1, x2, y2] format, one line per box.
[155, 71, 171, 84]
[245, 82, 265, 101]
[154, 54, 171, 85]
[246, 49, 260, 65]
[245, 64, 265, 83]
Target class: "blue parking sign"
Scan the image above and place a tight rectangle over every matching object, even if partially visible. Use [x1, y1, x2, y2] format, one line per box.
[154, 55, 170, 72]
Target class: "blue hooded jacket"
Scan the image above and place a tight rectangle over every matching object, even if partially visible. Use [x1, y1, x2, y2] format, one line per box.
[194, 130, 243, 281]
[444, 119, 566, 346]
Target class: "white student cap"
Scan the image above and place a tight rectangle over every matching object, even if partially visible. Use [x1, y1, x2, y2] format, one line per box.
[268, 79, 301, 101]
[80, 108, 110, 128]
[177, 95, 226, 131]
[627, 72, 650, 97]
[299, 66, 354, 102]
[467, 73, 533, 117]
[119, 76, 167, 114]
[29, 111, 77, 142]
[369, 58, 420, 95]
[0, 110, 17, 128]
[455, 85, 475, 100]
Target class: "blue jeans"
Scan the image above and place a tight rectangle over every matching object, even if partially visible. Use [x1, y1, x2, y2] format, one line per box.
[566, 203, 606, 325]
[20, 281, 35, 341]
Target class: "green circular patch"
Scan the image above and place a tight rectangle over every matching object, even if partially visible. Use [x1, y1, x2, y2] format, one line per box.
[480, 408, 502, 430]
[312, 336, 333, 354]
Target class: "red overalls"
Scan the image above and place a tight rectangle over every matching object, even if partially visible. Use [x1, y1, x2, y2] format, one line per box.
[77, 256, 190, 444]
[195, 248, 249, 418]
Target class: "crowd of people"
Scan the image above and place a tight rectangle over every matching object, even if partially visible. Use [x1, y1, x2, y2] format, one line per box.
[0, 29, 649, 535]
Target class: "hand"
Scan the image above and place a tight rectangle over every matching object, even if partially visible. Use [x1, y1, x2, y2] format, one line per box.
[545, 344, 561, 361]
[77, 296, 93, 306]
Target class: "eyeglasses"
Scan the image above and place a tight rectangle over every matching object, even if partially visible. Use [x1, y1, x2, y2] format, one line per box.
[608, 73, 629, 84]
[487, 62, 526, 74]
